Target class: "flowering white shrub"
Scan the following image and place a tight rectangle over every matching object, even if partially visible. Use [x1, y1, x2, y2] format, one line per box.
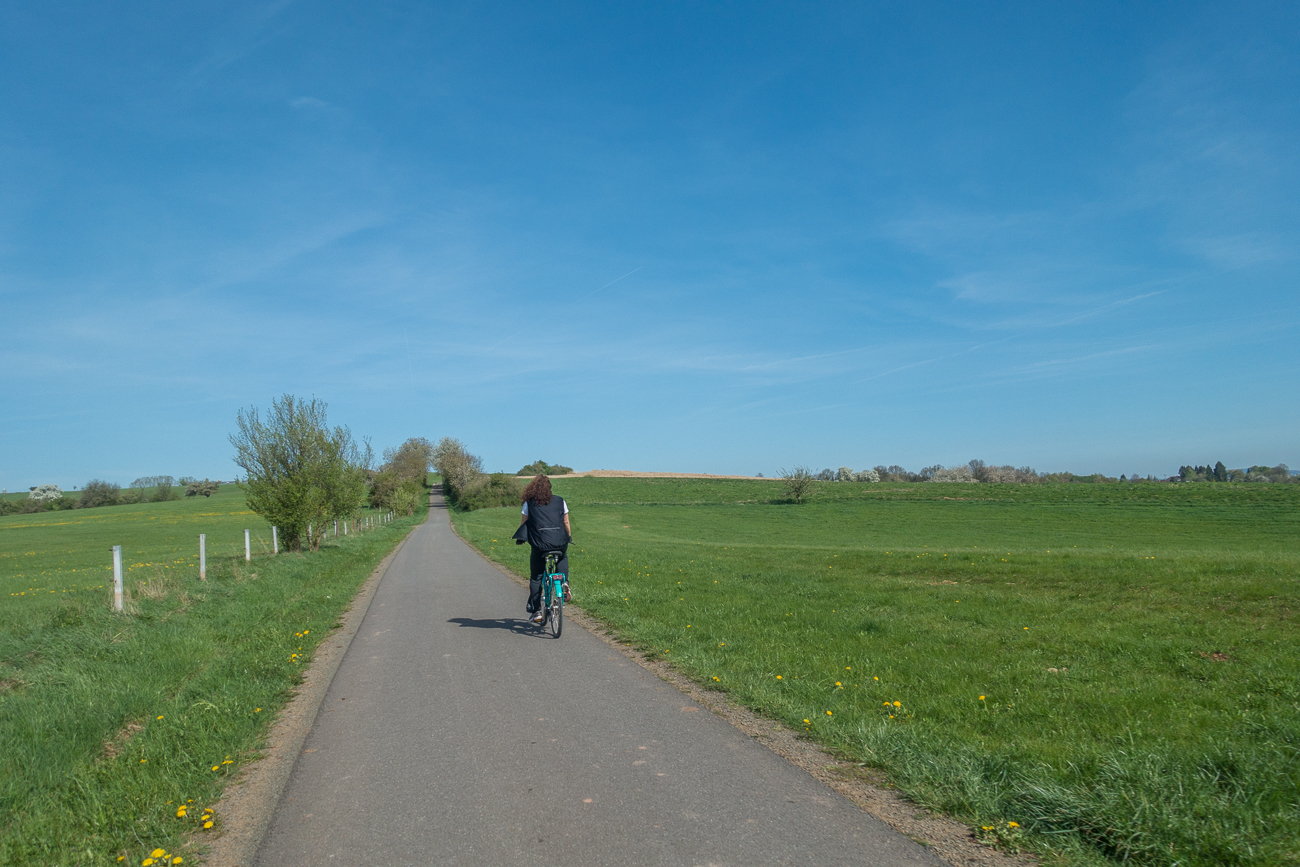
[28, 484, 63, 502]
[929, 466, 976, 482]
[836, 467, 855, 481]
[854, 469, 881, 483]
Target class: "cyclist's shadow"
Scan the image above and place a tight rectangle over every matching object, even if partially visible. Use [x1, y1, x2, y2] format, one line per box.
[447, 616, 550, 637]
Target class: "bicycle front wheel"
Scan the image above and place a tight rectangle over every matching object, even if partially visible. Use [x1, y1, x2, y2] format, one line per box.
[549, 599, 563, 638]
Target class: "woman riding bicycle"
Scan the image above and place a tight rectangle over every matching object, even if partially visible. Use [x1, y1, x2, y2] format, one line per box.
[513, 474, 571, 622]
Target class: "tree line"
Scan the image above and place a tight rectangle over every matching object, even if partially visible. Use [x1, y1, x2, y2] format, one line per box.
[1177, 462, 1293, 483]
[230, 396, 441, 551]
[0, 477, 224, 515]
[783, 458, 1297, 489]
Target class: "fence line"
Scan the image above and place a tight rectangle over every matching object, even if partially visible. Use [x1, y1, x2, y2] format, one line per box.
[106, 509, 404, 610]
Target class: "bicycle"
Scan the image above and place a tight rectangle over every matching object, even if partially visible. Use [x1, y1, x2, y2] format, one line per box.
[536, 550, 568, 638]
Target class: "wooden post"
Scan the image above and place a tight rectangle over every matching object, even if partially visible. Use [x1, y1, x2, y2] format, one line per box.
[244, 529, 251, 561]
[199, 534, 206, 580]
[112, 545, 123, 611]
[272, 526, 279, 554]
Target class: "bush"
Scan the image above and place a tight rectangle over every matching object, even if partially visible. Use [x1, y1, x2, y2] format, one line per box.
[518, 460, 573, 476]
[78, 480, 121, 508]
[184, 479, 220, 498]
[780, 466, 815, 504]
[854, 469, 880, 483]
[28, 484, 62, 503]
[456, 473, 522, 511]
[929, 465, 976, 483]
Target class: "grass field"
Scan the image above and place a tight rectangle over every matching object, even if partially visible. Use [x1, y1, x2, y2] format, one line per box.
[0, 487, 424, 866]
[452, 478, 1300, 867]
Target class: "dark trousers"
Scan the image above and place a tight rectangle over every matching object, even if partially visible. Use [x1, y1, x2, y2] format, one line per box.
[528, 544, 568, 611]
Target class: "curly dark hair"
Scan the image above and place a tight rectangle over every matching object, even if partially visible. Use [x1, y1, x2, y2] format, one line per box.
[521, 474, 552, 505]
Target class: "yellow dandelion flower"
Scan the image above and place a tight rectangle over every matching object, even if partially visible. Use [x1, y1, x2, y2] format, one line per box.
[156, 715, 164, 720]
[173, 858, 183, 865]
[979, 695, 985, 701]
[893, 701, 901, 707]
[151, 852, 166, 860]
[826, 710, 832, 715]
[803, 719, 810, 724]
[143, 860, 154, 866]
[776, 675, 782, 679]
[1008, 821, 1019, 828]
[835, 682, 842, 687]
[204, 821, 214, 829]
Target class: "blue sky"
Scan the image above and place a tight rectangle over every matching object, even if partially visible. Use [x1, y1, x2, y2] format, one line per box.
[2, 1, 1297, 489]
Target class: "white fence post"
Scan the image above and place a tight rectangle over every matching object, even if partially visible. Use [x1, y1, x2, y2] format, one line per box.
[112, 545, 123, 611]
[272, 526, 279, 554]
[199, 534, 206, 580]
[244, 529, 251, 562]
[334, 520, 338, 537]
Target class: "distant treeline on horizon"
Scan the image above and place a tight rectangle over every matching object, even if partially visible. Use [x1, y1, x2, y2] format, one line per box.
[779, 460, 1297, 485]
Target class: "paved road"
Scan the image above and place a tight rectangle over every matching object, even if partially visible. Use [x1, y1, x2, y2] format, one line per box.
[255, 492, 948, 867]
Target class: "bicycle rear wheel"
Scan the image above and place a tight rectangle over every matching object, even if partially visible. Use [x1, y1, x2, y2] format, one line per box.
[549, 598, 563, 638]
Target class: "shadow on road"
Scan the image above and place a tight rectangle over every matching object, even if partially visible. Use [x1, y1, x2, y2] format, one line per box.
[447, 616, 551, 637]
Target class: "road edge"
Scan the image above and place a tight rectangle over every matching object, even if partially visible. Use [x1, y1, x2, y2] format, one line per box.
[200, 519, 422, 867]
[446, 515, 1034, 867]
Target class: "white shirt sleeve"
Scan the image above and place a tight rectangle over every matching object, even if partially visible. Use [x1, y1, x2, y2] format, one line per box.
[521, 502, 528, 516]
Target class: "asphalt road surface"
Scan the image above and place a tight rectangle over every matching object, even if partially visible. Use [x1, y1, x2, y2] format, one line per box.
[254, 492, 949, 867]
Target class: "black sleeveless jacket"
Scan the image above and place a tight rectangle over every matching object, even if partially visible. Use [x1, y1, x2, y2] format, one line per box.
[512, 496, 570, 550]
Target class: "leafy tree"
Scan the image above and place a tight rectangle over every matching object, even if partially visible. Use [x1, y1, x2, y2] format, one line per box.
[229, 395, 372, 551]
[780, 466, 815, 504]
[1214, 461, 1228, 483]
[433, 437, 484, 506]
[130, 476, 175, 490]
[370, 438, 434, 515]
[78, 480, 120, 508]
[384, 438, 436, 486]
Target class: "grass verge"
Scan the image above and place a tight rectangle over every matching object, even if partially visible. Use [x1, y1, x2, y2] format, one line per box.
[0, 492, 425, 865]
[452, 478, 1299, 867]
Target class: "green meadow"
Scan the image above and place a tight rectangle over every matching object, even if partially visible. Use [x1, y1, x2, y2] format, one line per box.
[453, 478, 1300, 867]
[0, 487, 424, 866]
